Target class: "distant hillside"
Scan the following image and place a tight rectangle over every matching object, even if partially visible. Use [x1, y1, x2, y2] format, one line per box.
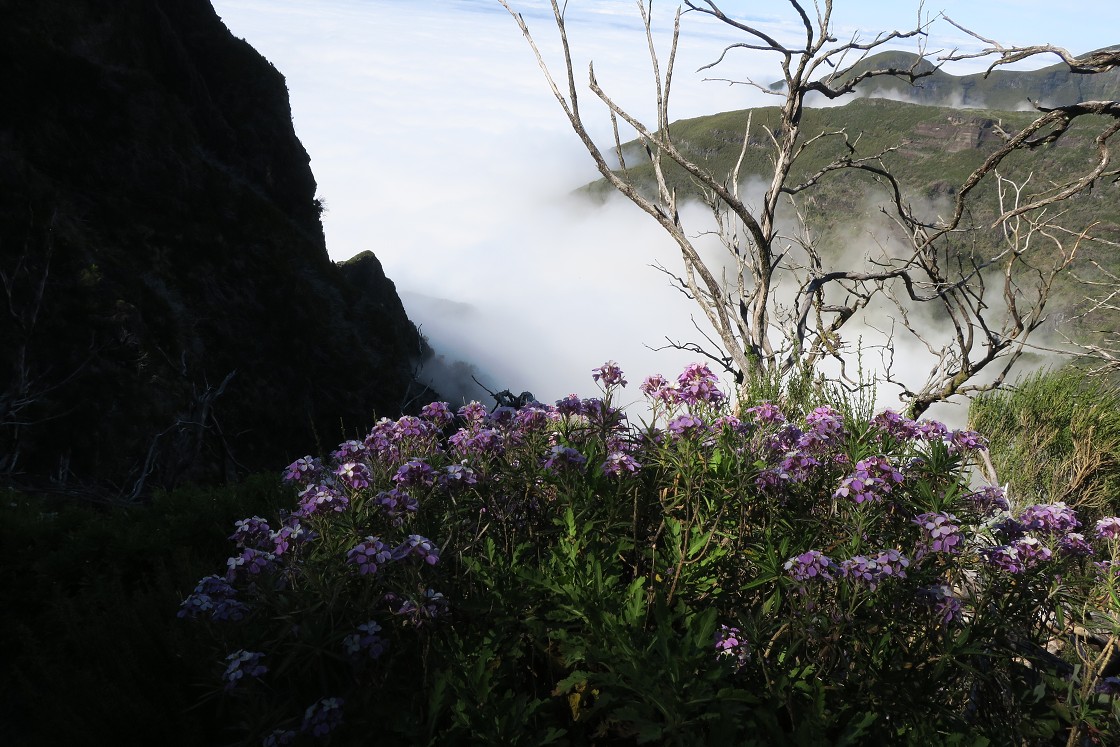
[588, 97, 1117, 231]
[803, 48, 1120, 109]
[0, 0, 433, 494]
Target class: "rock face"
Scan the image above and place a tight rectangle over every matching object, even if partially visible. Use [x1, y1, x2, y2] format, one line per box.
[907, 115, 1000, 153]
[0, 0, 431, 494]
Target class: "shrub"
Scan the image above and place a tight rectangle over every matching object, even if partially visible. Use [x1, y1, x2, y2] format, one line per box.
[182, 363, 1120, 745]
[970, 367, 1120, 519]
[0, 475, 290, 745]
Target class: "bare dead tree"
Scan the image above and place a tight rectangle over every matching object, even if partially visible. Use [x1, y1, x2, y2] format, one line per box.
[1, 215, 96, 475]
[499, 0, 1119, 414]
[129, 367, 238, 500]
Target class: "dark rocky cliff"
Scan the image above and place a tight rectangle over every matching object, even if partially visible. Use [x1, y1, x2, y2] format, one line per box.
[0, 0, 432, 495]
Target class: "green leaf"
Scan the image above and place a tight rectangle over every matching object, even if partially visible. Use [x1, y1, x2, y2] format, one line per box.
[687, 530, 712, 559]
[624, 576, 648, 625]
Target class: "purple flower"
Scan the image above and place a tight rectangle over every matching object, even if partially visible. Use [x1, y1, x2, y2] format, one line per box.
[1018, 502, 1080, 535]
[754, 467, 787, 491]
[343, 620, 388, 661]
[448, 428, 504, 459]
[873, 548, 910, 579]
[297, 484, 349, 516]
[592, 360, 627, 389]
[784, 550, 835, 582]
[179, 575, 248, 622]
[457, 401, 489, 424]
[302, 697, 344, 737]
[364, 418, 400, 462]
[1097, 676, 1120, 696]
[420, 588, 449, 619]
[922, 585, 962, 625]
[778, 452, 822, 483]
[440, 463, 479, 490]
[715, 624, 750, 668]
[230, 516, 272, 550]
[676, 363, 725, 406]
[667, 414, 707, 438]
[833, 456, 904, 504]
[226, 548, 277, 580]
[335, 461, 371, 490]
[331, 439, 369, 461]
[913, 512, 963, 556]
[283, 456, 322, 484]
[1095, 560, 1120, 579]
[982, 537, 1052, 574]
[1095, 516, 1120, 540]
[347, 536, 392, 576]
[871, 410, 920, 441]
[555, 394, 584, 416]
[393, 458, 437, 487]
[262, 729, 297, 747]
[839, 554, 878, 585]
[981, 545, 1022, 573]
[375, 488, 418, 523]
[582, 398, 626, 430]
[712, 414, 745, 433]
[271, 519, 307, 556]
[420, 400, 455, 427]
[798, 406, 844, 451]
[640, 374, 678, 404]
[514, 404, 550, 432]
[385, 589, 449, 626]
[1058, 532, 1094, 557]
[948, 429, 988, 453]
[744, 401, 785, 425]
[543, 445, 587, 472]
[222, 650, 267, 691]
[764, 424, 802, 455]
[1012, 536, 1053, 565]
[395, 415, 438, 445]
[601, 450, 641, 477]
[391, 535, 440, 565]
[916, 420, 949, 441]
[839, 549, 910, 590]
[964, 485, 1010, 515]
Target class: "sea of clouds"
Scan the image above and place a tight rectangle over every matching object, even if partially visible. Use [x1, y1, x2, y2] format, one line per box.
[210, 0, 1114, 413]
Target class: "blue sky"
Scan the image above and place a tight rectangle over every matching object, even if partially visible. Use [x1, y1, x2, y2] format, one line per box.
[209, 0, 1117, 407]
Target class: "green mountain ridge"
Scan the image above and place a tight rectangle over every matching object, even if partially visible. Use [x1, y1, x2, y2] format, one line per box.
[785, 48, 1120, 109]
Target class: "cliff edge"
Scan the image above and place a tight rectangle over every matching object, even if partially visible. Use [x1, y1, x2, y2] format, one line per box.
[0, 0, 432, 494]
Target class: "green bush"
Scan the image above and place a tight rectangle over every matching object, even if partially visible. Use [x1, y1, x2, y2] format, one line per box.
[0, 476, 290, 746]
[180, 362, 1120, 745]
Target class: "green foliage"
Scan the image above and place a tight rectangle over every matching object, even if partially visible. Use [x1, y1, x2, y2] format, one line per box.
[970, 366, 1120, 517]
[178, 364, 1120, 745]
[0, 476, 290, 745]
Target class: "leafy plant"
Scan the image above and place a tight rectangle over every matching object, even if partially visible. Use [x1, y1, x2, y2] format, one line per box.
[181, 362, 1120, 745]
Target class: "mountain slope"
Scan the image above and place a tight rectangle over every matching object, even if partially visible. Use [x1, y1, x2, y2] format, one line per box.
[583, 94, 1119, 348]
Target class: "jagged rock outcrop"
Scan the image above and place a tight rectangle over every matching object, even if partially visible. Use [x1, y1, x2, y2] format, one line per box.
[0, 0, 432, 494]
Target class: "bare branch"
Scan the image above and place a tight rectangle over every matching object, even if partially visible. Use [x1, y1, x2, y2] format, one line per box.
[502, 1, 1116, 413]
